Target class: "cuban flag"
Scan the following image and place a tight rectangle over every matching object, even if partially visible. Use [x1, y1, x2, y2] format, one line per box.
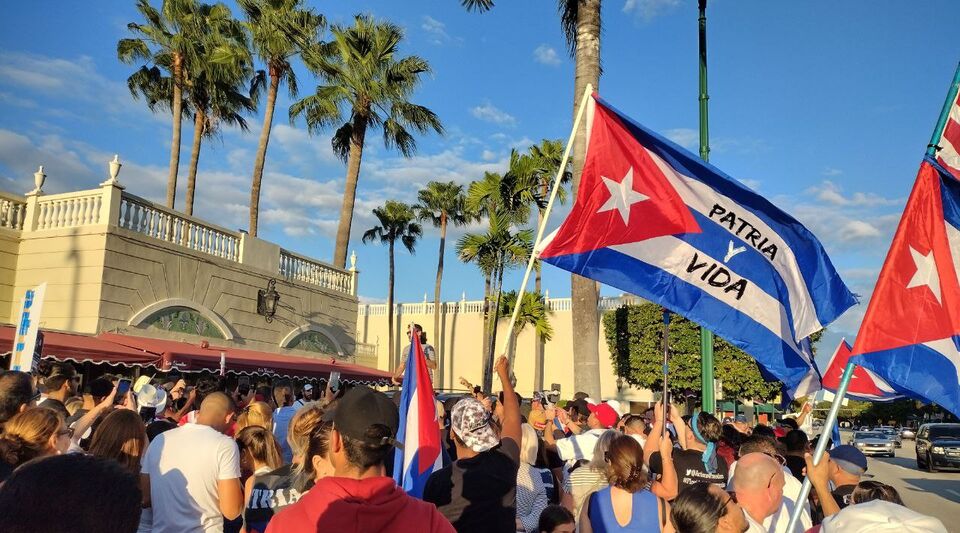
[850, 158, 960, 417]
[935, 88, 960, 180]
[540, 95, 857, 391]
[392, 328, 442, 498]
[777, 337, 822, 407]
[822, 339, 900, 401]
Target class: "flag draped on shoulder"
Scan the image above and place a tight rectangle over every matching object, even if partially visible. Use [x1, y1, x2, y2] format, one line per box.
[392, 329, 442, 498]
[540, 95, 857, 391]
[850, 158, 960, 416]
[822, 339, 900, 401]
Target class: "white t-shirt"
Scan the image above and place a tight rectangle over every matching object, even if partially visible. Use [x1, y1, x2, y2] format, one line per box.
[142, 423, 241, 533]
[554, 428, 607, 462]
[728, 461, 812, 533]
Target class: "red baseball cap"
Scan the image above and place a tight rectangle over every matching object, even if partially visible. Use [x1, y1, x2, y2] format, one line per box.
[587, 402, 619, 429]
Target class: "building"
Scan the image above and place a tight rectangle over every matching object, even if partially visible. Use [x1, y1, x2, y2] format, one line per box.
[356, 293, 657, 408]
[0, 158, 381, 375]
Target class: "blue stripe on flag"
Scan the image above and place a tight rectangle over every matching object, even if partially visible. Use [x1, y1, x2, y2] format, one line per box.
[393, 342, 418, 492]
[596, 97, 856, 327]
[543, 247, 812, 388]
[852, 336, 960, 417]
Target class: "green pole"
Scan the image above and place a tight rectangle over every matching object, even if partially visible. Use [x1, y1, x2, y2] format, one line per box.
[926, 62, 960, 157]
[697, 0, 716, 415]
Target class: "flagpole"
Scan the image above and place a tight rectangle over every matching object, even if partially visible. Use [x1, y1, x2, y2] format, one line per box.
[498, 84, 594, 360]
[786, 362, 855, 532]
[926, 61, 960, 157]
[697, 0, 716, 415]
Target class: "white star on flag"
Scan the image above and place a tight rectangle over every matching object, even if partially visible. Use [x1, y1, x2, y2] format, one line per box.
[597, 167, 648, 225]
[906, 246, 942, 304]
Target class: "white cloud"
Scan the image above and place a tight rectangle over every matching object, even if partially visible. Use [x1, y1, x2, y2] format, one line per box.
[664, 128, 698, 150]
[365, 147, 508, 187]
[471, 102, 516, 126]
[481, 149, 497, 161]
[838, 220, 881, 241]
[623, 0, 681, 21]
[737, 178, 761, 191]
[421, 16, 454, 45]
[806, 180, 902, 207]
[533, 45, 562, 66]
[823, 167, 843, 177]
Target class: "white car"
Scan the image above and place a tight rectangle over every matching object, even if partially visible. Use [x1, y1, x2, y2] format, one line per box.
[850, 431, 896, 457]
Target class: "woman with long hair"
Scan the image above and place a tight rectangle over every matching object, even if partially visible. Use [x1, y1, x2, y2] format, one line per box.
[562, 429, 620, 522]
[517, 423, 551, 532]
[88, 409, 149, 474]
[580, 434, 677, 532]
[0, 407, 71, 482]
[236, 401, 274, 434]
[303, 419, 334, 482]
[240, 403, 325, 533]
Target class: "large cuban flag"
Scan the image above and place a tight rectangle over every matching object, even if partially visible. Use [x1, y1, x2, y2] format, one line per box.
[540, 95, 857, 390]
[850, 158, 960, 417]
[392, 328, 442, 498]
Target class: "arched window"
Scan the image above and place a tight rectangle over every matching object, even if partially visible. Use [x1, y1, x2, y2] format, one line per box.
[287, 330, 339, 355]
[140, 306, 225, 339]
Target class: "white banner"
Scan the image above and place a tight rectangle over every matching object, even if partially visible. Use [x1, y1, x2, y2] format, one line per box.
[11, 283, 46, 372]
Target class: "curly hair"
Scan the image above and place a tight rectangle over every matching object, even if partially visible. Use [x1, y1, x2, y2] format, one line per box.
[604, 435, 648, 493]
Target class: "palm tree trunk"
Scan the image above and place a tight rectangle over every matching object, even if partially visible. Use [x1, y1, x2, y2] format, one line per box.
[484, 261, 505, 392]
[333, 116, 368, 268]
[481, 272, 491, 389]
[166, 54, 184, 210]
[184, 109, 205, 217]
[570, 0, 603, 399]
[249, 65, 281, 237]
[388, 239, 396, 370]
[433, 212, 447, 388]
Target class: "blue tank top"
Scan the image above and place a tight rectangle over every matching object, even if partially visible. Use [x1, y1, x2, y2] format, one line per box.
[587, 486, 660, 532]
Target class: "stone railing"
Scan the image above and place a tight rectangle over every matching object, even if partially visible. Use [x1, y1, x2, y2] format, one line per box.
[119, 193, 241, 262]
[355, 342, 378, 358]
[0, 192, 26, 230]
[279, 249, 353, 293]
[359, 295, 644, 316]
[35, 191, 103, 230]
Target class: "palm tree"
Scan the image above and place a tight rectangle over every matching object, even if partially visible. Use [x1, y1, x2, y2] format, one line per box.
[528, 139, 571, 389]
[457, 211, 533, 391]
[290, 15, 443, 269]
[239, 0, 324, 237]
[362, 201, 422, 368]
[498, 290, 553, 369]
[415, 181, 473, 386]
[464, 0, 603, 397]
[119, 0, 202, 209]
[181, 3, 256, 216]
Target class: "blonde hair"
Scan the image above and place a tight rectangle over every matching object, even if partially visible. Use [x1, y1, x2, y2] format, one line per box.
[64, 397, 84, 417]
[520, 423, 539, 466]
[236, 426, 283, 470]
[236, 401, 273, 433]
[288, 403, 325, 459]
[0, 407, 63, 467]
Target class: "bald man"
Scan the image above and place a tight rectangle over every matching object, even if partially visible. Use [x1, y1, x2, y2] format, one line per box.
[732, 453, 786, 533]
[141, 392, 244, 532]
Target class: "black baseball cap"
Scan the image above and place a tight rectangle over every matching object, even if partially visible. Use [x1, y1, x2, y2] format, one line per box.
[323, 386, 401, 449]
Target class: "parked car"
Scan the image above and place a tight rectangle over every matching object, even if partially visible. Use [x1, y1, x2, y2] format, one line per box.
[850, 431, 896, 457]
[876, 426, 902, 448]
[900, 427, 917, 440]
[915, 423, 960, 472]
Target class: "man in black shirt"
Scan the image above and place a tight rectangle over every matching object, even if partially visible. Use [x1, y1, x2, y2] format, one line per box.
[424, 356, 521, 532]
[646, 406, 729, 490]
[38, 362, 78, 419]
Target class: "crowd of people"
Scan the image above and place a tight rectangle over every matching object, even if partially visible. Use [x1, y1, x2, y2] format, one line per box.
[0, 342, 950, 533]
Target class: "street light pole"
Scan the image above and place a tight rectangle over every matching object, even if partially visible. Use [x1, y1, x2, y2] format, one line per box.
[698, 0, 716, 414]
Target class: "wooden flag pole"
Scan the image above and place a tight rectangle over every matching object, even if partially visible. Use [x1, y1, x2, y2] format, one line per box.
[786, 362, 855, 531]
[497, 83, 594, 359]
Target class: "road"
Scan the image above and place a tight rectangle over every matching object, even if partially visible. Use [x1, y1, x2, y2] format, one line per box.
[837, 430, 960, 525]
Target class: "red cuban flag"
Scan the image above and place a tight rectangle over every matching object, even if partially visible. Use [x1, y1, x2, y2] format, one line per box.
[540, 96, 700, 257]
[850, 159, 960, 417]
[391, 329, 441, 498]
[822, 339, 900, 401]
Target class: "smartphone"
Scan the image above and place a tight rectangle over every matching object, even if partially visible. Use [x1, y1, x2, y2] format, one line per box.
[115, 378, 132, 404]
[238, 376, 250, 396]
[329, 371, 341, 393]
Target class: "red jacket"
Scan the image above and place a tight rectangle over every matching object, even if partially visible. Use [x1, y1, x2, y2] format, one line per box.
[266, 476, 454, 533]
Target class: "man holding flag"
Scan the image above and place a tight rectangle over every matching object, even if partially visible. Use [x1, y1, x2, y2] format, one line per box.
[393, 323, 443, 498]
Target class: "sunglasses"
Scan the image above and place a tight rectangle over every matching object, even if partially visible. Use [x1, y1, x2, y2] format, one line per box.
[725, 490, 738, 504]
[29, 390, 41, 403]
[764, 451, 787, 466]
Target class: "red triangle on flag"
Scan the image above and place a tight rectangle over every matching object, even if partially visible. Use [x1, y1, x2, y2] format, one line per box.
[540, 98, 700, 259]
[852, 162, 960, 356]
[823, 339, 892, 398]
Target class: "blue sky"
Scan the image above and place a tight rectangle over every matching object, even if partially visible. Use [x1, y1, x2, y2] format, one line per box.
[1, 1, 958, 360]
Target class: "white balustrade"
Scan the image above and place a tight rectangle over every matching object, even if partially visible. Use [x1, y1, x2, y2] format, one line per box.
[118, 193, 240, 261]
[279, 249, 352, 294]
[360, 296, 641, 316]
[35, 193, 102, 230]
[0, 194, 26, 230]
